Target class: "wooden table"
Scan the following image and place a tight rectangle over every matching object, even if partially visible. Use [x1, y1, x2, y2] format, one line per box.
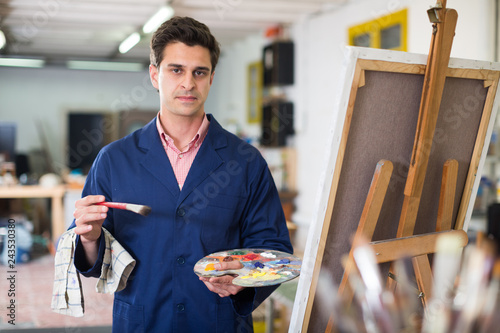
[0, 185, 66, 242]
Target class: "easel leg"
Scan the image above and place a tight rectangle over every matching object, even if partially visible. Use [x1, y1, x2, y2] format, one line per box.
[338, 160, 393, 299]
[412, 255, 433, 308]
[327, 160, 393, 333]
[436, 159, 459, 231]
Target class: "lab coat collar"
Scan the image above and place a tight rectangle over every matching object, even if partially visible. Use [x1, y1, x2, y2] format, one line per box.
[137, 114, 228, 206]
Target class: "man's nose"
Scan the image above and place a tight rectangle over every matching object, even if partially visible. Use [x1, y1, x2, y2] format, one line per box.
[181, 73, 195, 90]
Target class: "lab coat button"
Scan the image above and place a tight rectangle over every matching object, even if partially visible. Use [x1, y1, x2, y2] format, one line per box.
[177, 208, 186, 217]
[177, 257, 185, 265]
[177, 303, 185, 312]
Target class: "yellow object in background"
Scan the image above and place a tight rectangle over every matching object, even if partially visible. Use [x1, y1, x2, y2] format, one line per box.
[348, 8, 407, 52]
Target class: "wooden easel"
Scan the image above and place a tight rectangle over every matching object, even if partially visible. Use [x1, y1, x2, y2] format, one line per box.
[326, 1, 462, 330]
[335, 158, 466, 300]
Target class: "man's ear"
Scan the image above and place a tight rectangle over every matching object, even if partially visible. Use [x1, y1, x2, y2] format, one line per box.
[209, 71, 215, 85]
[149, 64, 159, 90]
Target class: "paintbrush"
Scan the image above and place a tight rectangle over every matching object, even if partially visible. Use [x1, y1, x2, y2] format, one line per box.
[352, 235, 397, 333]
[450, 244, 490, 333]
[478, 259, 500, 333]
[422, 232, 464, 333]
[96, 202, 152, 216]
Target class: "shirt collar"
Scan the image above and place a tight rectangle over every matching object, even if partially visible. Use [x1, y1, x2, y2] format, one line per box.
[156, 112, 210, 153]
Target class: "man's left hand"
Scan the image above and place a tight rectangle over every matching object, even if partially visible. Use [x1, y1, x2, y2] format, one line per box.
[199, 261, 245, 298]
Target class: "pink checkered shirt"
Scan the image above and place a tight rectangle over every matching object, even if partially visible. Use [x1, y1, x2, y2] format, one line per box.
[156, 113, 210, 189]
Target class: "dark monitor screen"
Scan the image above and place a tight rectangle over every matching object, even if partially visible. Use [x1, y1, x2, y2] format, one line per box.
[0, 123, 16, 162]
[67, 113, 105, 173]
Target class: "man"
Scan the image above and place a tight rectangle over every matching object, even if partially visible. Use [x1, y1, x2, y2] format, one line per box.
[70, 16, 293, 332]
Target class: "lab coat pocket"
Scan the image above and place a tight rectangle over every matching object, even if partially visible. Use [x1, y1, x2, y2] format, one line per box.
[200, 193, 242, 248]
[113, 298, 145, 333]
[216, 299, 243, 333]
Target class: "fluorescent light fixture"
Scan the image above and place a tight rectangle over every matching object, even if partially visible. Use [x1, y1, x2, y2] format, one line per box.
[0, 57, 45, 68]
[142, 5, 175, 34]
[67, 60, 144, 72]
[119, 32, 141, 54]
[0, 30, 6, 49]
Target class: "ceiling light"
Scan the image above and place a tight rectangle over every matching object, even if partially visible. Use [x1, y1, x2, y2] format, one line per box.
[67, 60, 144, 72]
[0, 30, 6, 49]
[142, 5, 175, 34]
[119, 32, 141, 54]
[0, 57, 45, 68]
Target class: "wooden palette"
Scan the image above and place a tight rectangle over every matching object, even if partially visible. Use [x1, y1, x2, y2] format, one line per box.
[194, 248, 301, 287]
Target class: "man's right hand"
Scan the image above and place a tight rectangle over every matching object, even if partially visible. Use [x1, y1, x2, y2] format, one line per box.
[73, 195, 108, 243]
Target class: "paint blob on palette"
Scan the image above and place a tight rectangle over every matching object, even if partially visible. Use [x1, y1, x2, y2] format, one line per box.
[194, 248, 301, 287]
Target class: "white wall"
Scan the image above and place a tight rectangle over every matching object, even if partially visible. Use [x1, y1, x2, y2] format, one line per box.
[0, 67, 160, 170]
[206, 34, 269, 141]
[408, 0, 496, 60]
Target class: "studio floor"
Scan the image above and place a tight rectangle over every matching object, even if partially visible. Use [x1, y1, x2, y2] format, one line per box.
[0, 252, 114, 331]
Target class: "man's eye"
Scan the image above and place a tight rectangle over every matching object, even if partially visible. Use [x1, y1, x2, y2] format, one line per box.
[195, 71, 206, 76]
[172, 68, 181, 73]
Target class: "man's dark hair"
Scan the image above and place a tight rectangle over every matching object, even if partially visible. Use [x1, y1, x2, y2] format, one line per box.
[150, 16, 221, 72]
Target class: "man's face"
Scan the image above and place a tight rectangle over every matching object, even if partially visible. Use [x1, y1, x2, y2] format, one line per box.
[150, 42, 214, 119]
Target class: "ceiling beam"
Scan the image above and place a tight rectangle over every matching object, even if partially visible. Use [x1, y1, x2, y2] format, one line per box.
[2, 2, 159, 14]
[4, 10, 148, 25]
[174, 8, 302, 24]
[174, 1, 322, 13]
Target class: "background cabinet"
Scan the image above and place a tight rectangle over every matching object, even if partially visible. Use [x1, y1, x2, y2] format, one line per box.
[261, 101, 294, 147]
[263, 41, 294, 87]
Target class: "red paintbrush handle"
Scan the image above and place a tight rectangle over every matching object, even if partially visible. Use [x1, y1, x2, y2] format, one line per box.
[96, 202, 128, 210]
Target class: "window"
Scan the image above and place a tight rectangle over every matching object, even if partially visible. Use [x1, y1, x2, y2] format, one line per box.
[348, 9, 407, 51]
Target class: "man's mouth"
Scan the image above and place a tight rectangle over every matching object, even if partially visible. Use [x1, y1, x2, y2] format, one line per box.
[177, 95, 197, 102]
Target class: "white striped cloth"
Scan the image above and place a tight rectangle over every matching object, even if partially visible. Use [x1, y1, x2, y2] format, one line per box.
[51, 228, 136, 317]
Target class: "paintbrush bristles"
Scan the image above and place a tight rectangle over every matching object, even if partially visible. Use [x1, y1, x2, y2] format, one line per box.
[125, 204, 152, 216]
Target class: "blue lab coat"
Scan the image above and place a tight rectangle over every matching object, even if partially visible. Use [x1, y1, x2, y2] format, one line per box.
[72, 114, 293, 333]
